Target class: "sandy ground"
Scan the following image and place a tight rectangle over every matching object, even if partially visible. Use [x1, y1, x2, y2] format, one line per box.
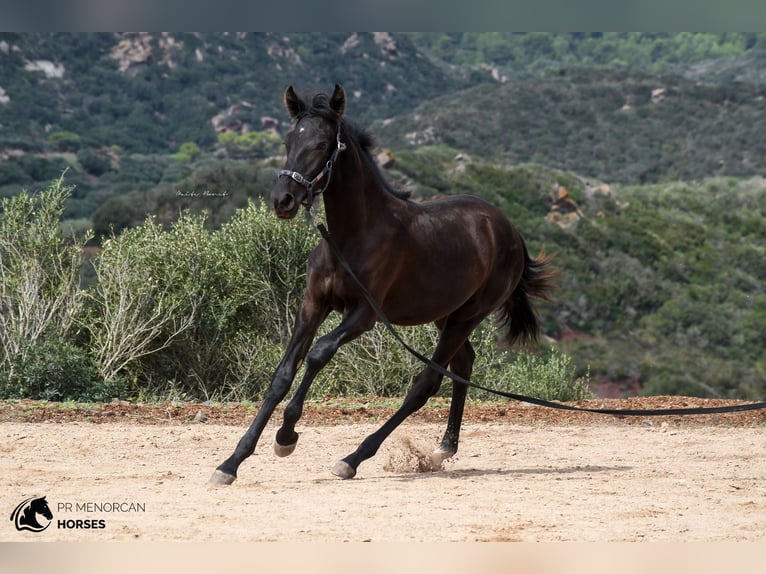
[2, 398, 765, 542]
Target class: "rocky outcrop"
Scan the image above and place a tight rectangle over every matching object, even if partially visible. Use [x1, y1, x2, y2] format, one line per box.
[373, 32, 399, 59]
[110, 33, 182, 74]
[23, 60, 65, 78]
[547, 186, 583, 228]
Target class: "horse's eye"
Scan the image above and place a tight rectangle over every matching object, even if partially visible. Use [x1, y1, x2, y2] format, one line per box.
[316, 141, 329, 151]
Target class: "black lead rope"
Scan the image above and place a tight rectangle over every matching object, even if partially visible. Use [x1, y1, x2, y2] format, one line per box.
[316, 222, 766, 417]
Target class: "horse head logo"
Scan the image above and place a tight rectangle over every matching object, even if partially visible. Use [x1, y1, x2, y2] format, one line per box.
[10, 496, 53, 532]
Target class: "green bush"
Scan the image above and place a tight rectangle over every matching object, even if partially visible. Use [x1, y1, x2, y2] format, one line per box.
[81, 199, 589, 403]
[18, 155, 70, 182]
[308, 316, 592, 403]
[77, 148, 113, 176]
[48, 131, 82, 152]
[311, 319, 442, 398]
[0, 176, 92, 374]
[217, 131, 281, 159]
[466, 326, 592, 402]
[172, 141, 200, 164]
[0, 339, 128, 402]
[0, 161, 31, 187]
[83, 201, 318, 400]
[1, 176, 589, 404]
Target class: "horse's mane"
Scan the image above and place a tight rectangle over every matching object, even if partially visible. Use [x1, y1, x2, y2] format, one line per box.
[301, 92, 412, 201]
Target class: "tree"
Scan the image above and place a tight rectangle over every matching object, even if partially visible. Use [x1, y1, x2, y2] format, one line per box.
[77, 147, 113, 176]
[217, 130, 281, 159]
[91, 196, 145, 238]
[172, 141, 200, 164]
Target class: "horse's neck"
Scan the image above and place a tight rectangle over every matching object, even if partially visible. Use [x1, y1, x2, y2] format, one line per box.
[323, 156, 393, 246]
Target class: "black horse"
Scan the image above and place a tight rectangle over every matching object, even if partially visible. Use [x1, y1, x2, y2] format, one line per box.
[210, 84, 554, 485]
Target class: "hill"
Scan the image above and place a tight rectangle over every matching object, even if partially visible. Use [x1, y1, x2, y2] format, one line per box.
[1, 33, 765, 400]
[0, 32, 474, 220]
[383, 147, 766, 400]
[374, 66, 766, 184]
[3, 33, 766, 219]
[0, 32, 469, 153]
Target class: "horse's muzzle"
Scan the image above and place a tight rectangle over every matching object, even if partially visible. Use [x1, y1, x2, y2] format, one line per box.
[272, 187, 301, 219]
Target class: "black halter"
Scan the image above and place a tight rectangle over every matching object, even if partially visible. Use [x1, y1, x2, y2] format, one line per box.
[278, 126, 347, 210]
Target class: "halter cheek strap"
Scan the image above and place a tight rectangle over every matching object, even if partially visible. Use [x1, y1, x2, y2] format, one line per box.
[278, 127, 347, 210]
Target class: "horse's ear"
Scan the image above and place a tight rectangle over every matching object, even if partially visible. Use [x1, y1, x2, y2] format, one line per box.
[284, 85, 305, 119]
[330, 83, 346, 116]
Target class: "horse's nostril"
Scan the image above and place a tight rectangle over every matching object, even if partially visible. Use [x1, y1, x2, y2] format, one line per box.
[276, 192, 295, 212]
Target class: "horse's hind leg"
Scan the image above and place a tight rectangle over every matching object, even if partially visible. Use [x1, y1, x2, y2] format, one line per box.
[430, 340, 475, 469]
[331, 318, 480, 479]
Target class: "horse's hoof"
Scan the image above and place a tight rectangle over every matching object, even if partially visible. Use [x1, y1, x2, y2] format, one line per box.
[208, 469, 237, 486]
[274, 440, 297, 457]
[330, 460, 356, 479]
[429, 447, 455, 470]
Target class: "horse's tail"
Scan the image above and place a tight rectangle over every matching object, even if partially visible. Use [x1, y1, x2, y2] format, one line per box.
[496, 242, 556, 348]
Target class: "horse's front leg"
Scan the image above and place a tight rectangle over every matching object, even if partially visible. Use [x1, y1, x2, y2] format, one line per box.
[274, 306, 377, 457]
[209, 298, 328, 486]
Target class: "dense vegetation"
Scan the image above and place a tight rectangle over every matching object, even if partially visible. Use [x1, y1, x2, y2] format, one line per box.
[0, 180, 590, 403]
[410, 33, 766, 75]
[386, 148, 766, 400]
[375, 67, 766, 184]
[3, 33, 766, 223]
[1, 33, 764, 401]
[0, 32, 472, 224]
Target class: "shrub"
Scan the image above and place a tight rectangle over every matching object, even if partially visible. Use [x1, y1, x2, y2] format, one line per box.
[82, 202, 317, 399]
[83, 214, 203, 384]
[0, 339, 129, 402]
[461, 325, 592, 403]
[217, 130, 281, 159]
[172, 141, 200, 164]
[18, 155, 70, 181]
[81, 198, 590, 403]
[0, 176, 92, 373]
[77, 148, 113, 176]
[308, 316, 592, 403]
[311, 319, 442, 398]
[1, 177, 589, 404]
[48, 131, 82, 152]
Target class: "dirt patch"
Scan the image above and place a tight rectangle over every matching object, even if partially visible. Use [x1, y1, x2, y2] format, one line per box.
[2, 395, 765, 427]
[2, 397, 765, 542]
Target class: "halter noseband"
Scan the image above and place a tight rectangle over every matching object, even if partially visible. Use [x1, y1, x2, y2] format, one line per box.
[278, 126, 347, 210]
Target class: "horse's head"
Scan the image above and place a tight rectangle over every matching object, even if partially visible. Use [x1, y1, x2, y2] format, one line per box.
[33, 497, 53, 520]
[272, 84, 346, 219]
[13, 496, 53, 532]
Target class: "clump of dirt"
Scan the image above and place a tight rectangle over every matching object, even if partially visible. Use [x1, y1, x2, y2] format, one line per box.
[384, 436, 441, 474]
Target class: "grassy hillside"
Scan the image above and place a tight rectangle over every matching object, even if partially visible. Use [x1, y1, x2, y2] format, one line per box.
[385, 148, 766, 399]
[410, 33, 766, 74]
[0, 32, 468, 152]
[0, 32, 473, 221]
[375, 67, 766, 184]
[3, 33, 766, 221]
[1, 33, 765, 399]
